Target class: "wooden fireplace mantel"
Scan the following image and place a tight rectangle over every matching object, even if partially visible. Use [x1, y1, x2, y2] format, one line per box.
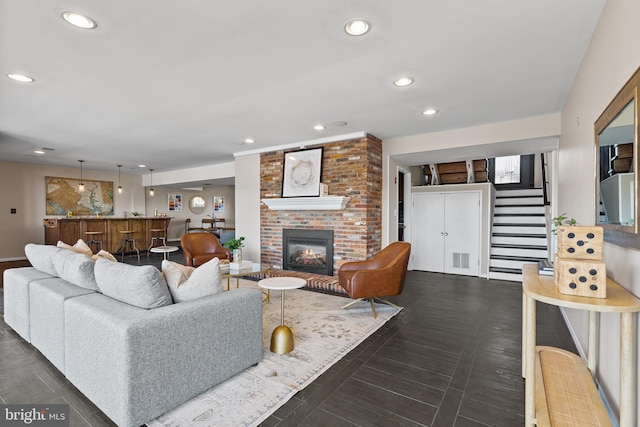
[261, 196, 350, 211]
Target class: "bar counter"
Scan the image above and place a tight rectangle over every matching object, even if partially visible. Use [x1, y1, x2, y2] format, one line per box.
[43, 217, 172, 255]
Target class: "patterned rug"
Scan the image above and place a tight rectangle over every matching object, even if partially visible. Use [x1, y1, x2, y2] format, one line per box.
[148, 279, 401, 427]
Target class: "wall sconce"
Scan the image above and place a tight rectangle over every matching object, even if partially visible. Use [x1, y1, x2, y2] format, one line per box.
[149, 168, 154, 197]
[116, 164, 123, 194]
[78, 160, 85, 192]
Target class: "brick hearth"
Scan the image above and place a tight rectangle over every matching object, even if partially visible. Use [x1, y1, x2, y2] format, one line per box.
[260, 134, 382, 275]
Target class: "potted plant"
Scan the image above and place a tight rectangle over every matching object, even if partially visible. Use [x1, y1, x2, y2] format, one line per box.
[551, 213, 578, 234]
[224, 236, 245, 262]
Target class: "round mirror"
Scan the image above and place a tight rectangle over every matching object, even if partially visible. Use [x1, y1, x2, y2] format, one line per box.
[188, 195, 207, 215]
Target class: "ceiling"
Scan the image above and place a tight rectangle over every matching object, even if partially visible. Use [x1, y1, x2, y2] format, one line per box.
[0, 1, 606, 179]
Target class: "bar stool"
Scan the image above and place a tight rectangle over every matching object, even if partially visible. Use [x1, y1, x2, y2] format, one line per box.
[147, 228, 167, 257]
[117, 230, 140, 262]
[85, 231, 103, 253]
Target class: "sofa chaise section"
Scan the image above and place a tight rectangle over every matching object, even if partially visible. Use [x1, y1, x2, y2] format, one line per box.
[29, 277, 95, 372]
[64, 288, 263, 427]
[3, 267, 56, 342]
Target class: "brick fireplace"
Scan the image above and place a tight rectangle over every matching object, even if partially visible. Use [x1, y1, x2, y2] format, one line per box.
[260, 134, 382, 275]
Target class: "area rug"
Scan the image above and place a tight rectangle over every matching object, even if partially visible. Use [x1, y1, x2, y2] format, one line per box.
[147, 279, 401, 427]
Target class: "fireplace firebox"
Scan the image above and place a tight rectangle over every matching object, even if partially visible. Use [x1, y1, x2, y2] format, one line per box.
[282, 229, 334, 276]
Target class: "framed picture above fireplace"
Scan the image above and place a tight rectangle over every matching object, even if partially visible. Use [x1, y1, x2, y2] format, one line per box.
[282, 147, 323, 197]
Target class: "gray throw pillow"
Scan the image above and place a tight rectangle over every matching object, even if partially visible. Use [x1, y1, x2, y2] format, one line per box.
[24, 243, 62, 276]
[53, 249, 99, 291]
[94, 258, 173, 309]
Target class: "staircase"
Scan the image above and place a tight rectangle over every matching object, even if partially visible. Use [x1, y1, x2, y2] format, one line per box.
[490, 188, 549, 282]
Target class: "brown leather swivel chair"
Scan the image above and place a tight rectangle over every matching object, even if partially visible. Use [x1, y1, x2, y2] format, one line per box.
[338, 242, 411, 318]
[180, 232, 231, 267]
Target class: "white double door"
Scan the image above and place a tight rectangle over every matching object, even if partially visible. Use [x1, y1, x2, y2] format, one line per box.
[412, 191, 480, 276]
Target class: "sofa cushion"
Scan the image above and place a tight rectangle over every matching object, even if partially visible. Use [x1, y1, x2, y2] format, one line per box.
[94, 259, 173, 309]
[57, 239, 93, 256]
[24, 243, 61, 276]
[162, 258, 223, 303]
[52, 249, 99, 291]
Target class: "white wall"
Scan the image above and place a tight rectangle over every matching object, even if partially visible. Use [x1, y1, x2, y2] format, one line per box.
[234, 154, 261, 263]
[143, 186, 235, 242]
[559, 0, 640, 417]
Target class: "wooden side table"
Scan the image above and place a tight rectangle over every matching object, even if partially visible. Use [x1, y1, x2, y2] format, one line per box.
[522, 264, 640, 427]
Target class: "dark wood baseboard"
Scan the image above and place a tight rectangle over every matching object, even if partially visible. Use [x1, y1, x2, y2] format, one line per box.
[0, 260, 31, 288]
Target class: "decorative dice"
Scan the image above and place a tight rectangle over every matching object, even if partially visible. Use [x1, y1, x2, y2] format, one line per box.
[553, 226, 606, 298]
[556, 226, 603, 260]
[553, 255, 606, 298]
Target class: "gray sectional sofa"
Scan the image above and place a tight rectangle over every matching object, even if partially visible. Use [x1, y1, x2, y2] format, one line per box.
[3, 244, 263, 427]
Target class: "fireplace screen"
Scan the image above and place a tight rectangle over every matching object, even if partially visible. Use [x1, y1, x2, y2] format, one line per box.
[283, 229, 334, 276]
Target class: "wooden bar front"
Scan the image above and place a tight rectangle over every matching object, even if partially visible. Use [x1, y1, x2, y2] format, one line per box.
[44, 217, 172, 254]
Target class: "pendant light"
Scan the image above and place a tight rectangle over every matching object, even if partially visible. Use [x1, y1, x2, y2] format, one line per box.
[149, 169, 155, 196]
[78, 160, 85, 192]
[116, 165, 123, 194]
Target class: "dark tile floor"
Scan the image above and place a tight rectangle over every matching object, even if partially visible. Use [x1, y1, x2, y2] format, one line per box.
[0, 253, 576, 427]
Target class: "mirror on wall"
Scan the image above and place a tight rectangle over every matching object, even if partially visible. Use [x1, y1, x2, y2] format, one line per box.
[188, 195, 207, 215]
[595, 66, 640, 240]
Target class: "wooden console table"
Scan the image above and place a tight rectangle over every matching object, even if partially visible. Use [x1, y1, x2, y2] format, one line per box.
[522, 264, 640, 427]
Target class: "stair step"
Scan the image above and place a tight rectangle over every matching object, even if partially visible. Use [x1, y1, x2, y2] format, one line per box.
[494, 223, 546, 227]
[489, 270, 523, 282]
[491, 255, 547, 262]
[494, 212, 545, 217]
[490, 258, 540, 270]
[495, 188, 544, 198]
[493, 215, 547, 225]
[495, 198, 544, 206]
[493, 225, 547, 235]
[492, 243, 548, 250]
[492, 232, 546, 238]
[492, 235, 547, 246]
[491, 247, 549, 259]
[490, 266, 522, 273]
[495, 205, 545, 214]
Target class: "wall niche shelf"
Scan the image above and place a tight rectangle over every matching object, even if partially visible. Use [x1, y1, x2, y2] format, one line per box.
[261, 196, 350, 211]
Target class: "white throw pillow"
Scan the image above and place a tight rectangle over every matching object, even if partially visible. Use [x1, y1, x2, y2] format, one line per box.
[57, 239, 93, 256]
[91, 250, 117, 262]
[162, 257, 223, 303]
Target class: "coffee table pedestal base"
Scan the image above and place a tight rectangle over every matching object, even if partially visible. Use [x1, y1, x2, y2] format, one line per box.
[270, 325, 294, 354]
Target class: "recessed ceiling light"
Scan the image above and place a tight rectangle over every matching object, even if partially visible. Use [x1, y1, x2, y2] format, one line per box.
[422, 108, 438, 116]
[244, 138, 255, 144]
[138, 164, 146, 168]
[34, 150, 45, 155]
[344, 18, 370, 36]
[7, 73, 34, 83]
[313, 125, 326, 131]
[61, 11, 97, 29]
[331, 121, 348, 127]
[394, 77, 413, 87]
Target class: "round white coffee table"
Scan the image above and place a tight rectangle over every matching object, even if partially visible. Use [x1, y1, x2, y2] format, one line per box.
[258, 277, 306, 354]
[149, 245, 179, 260]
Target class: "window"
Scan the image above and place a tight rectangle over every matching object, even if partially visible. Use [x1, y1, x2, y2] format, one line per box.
[494, 155, 521, 184]
[488, 154, 535, 189]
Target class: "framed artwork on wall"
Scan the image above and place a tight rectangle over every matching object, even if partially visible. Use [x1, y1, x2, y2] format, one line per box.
[213, 196, 224, 212]
[282, 147, 323, 197]
[168, 194, 182, 211]
[45, 176, 114, 215]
